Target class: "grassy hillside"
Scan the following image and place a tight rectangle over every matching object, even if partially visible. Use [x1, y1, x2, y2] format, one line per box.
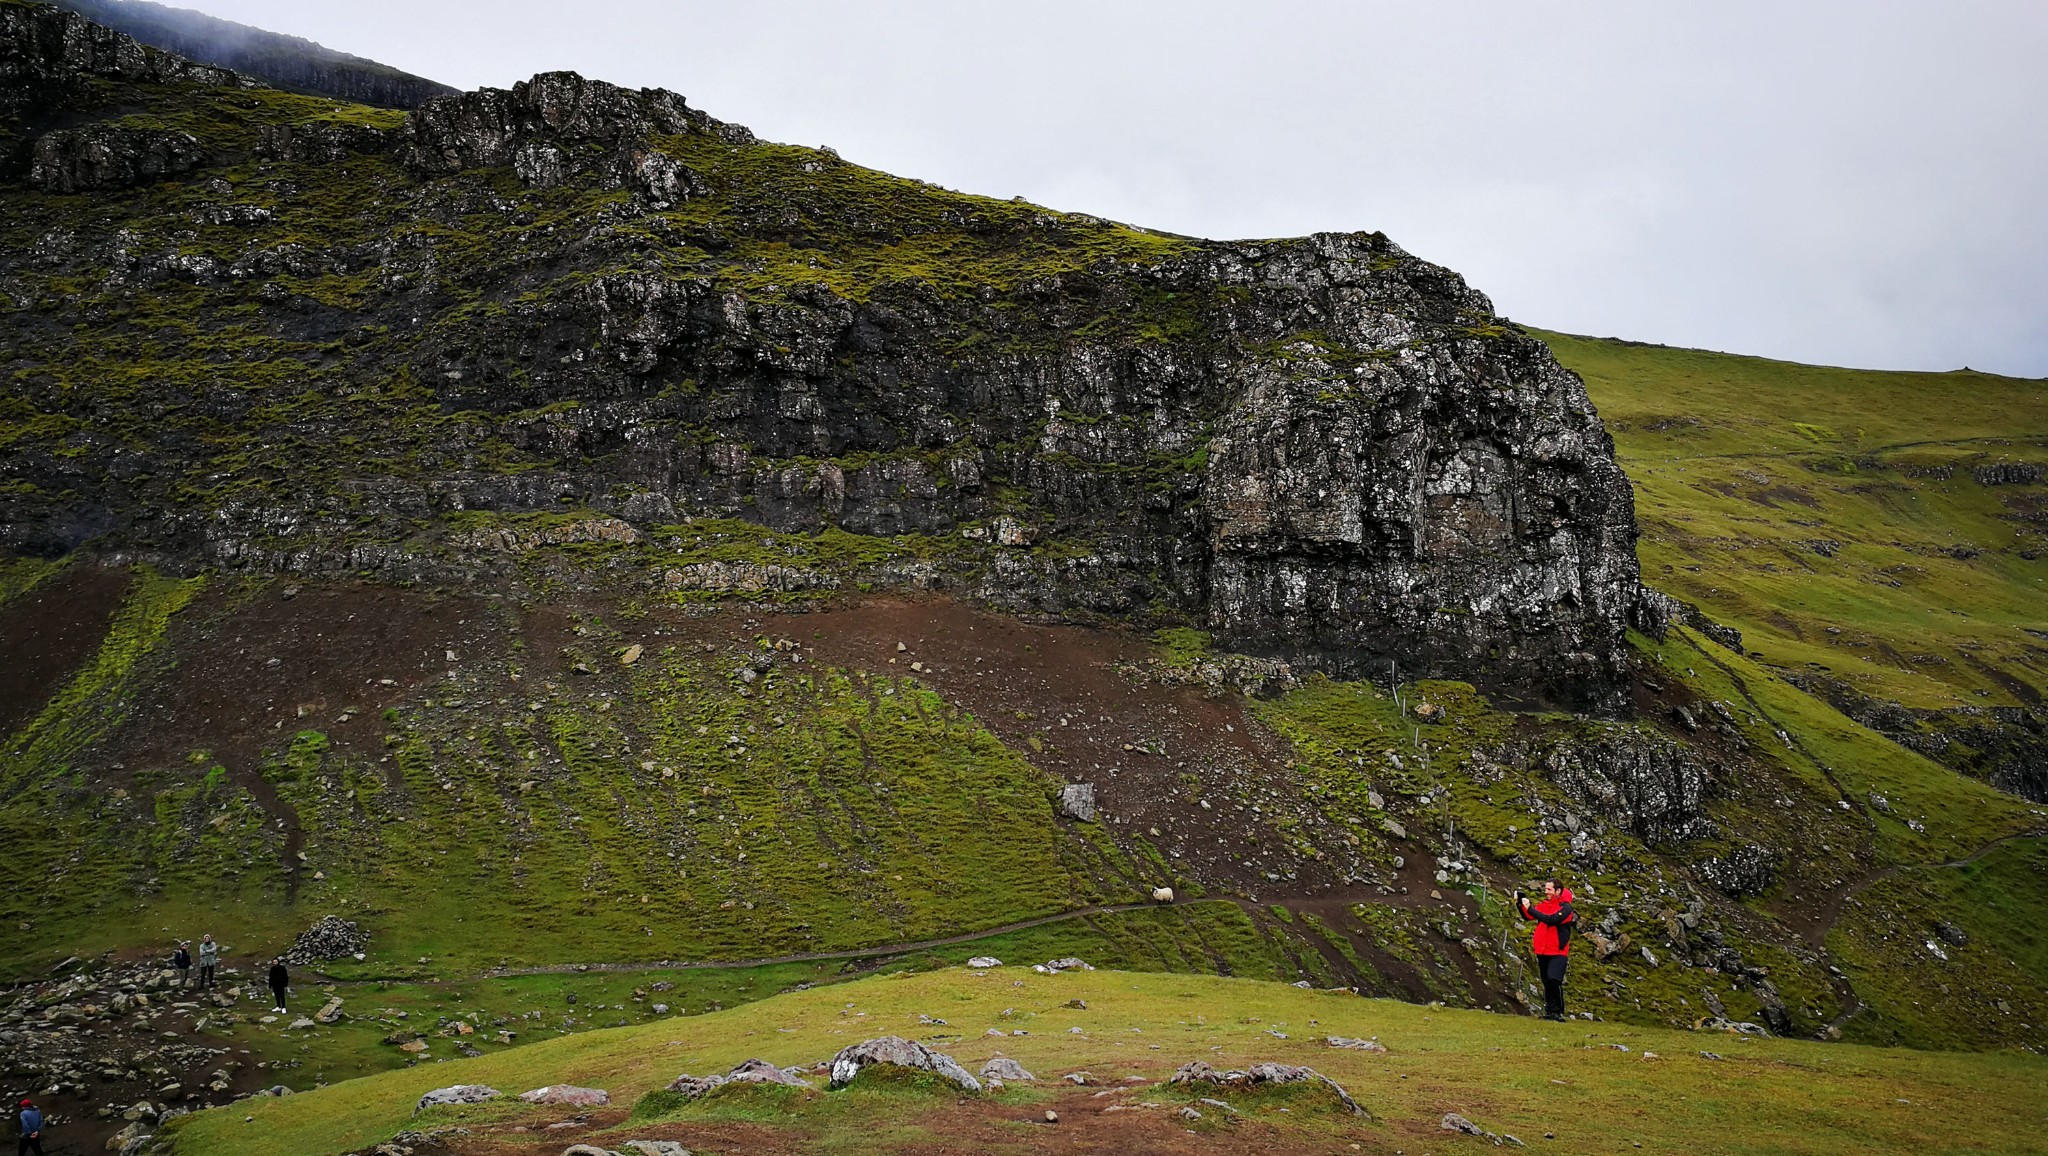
[1547, 330, 2048, 712]
[161, 966, 2048, 1156]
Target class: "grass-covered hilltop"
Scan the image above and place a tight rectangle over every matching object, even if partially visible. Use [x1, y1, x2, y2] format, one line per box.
[2, 2, 2045, 1153]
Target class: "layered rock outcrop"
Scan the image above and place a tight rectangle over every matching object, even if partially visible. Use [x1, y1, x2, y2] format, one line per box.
[0, 15, 1647, 710]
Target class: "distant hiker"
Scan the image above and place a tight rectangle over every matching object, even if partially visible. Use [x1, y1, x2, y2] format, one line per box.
[172, 942, 193, 987]
[1518, 878, 1577, 1021]
[15, 1098, 43, 1156]
[196, 933, 219, 989]
[268, 958, 290, 1014]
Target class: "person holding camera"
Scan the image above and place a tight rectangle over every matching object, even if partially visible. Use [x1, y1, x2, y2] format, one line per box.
[1518, 878, 1576, 1021]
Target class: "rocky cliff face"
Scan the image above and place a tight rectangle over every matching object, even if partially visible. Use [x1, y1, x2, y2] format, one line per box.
[0, 8, 1647, 710]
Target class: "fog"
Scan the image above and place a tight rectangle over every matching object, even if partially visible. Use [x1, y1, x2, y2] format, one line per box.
[172, 1, 2048, 375]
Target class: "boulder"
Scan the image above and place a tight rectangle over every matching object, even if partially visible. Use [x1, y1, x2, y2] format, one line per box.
[666, 1058, 810, 1098]
[1325, 1036, 1388, 1052]
[979, 1057, 1034, 1082]
[1057, 783, 1097, 823]
[827, 1036, 980, 1092]
[965, 956, 1002, 969]
[519, 1085, 611, 1107]
[1034, 957, 1095, 974]
[414, 1084, 500, 1114]
[1168, 1060, 1363, 1114]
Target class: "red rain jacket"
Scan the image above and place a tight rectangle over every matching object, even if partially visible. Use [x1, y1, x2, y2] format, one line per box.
[1521, 888, 1576, 956]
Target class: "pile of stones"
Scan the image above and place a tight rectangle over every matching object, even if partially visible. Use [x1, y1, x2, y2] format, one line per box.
[279, 916, 369, 965]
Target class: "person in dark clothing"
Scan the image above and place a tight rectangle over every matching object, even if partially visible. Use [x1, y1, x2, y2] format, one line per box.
[268, 959, 290, 1014]
[172, 942, 193, 988]
[1518, 878, 1577, 1021]
[16, 1098, 44, 1156]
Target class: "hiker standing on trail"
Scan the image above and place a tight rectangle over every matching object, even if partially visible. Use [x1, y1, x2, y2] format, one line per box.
[172, 941, 192, 987]
[15, 1098, 44, 1156]
[1518, 878, 1576, 1021]
[196, 933, 219, 989]
[268, 958, 290, 1014]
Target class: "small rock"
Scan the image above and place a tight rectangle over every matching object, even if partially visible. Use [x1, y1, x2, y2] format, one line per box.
[966, 956, 1003, 969]
[1063, 1071, 1091, 1085]
[619, 644, 644, 666]
[1443, 1112, 1486, 1135]
[1043, 1109, 1059, 1124]
[1325, 1036, 1387, 1052]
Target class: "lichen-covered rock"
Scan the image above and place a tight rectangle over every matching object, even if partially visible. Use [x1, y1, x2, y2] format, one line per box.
[666, 1058, 810, 1098]
[414, 1084, 499, 1113]
[27, 123, 204, 191]
[1168, 1060, 1363, 1114]
[827, 1036, 979, 1092]
[518, 1085, 610, 1107]
[979, 1057, 1034, 1082]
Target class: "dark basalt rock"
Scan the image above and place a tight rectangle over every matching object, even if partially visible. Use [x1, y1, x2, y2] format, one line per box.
[0, 20, 1649, 712]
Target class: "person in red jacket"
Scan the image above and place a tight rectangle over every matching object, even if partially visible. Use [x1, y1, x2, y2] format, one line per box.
[1518, 879, 1576, 1021]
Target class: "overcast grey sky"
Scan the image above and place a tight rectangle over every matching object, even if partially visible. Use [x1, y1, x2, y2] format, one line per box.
[191, 1, 2047, 376]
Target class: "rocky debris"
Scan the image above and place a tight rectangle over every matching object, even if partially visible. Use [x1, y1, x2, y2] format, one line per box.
[1325, 1036, 1388, 1052]
[827, 1037, 980, 1093]
[414, 1085, 500, 1114]
[313, 997, 346, 1024]
[666, 1058, 811, 1098]
[1536, 729, 1713, 845]
[979, 1057, 1034, 1082]
[1633, 589, 1744, 654]
[279, 916, 369, 964]
[1974, 462, 2042, 487]
[1696, 843, 1778, 897]
[965, 956, 1003, 969]
[1033, 957, 1095, 974]
[1168, 1061, 1364, 1115]
[519, 1085, 610, 1107]
[0, 960, 243, 1127]
[1057, 783, 1097, 822]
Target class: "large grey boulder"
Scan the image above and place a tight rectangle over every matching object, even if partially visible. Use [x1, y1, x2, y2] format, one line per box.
[828, 1037, 980, 1093]
[414, 1084, 501, 1113]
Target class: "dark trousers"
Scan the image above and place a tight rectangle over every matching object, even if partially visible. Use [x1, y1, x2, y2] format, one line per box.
[271, 984, 288, 1008]
[1538, 953, 1568, 1017]
[19, 1134, 45, 1155]
[199, 964, 216, 988]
